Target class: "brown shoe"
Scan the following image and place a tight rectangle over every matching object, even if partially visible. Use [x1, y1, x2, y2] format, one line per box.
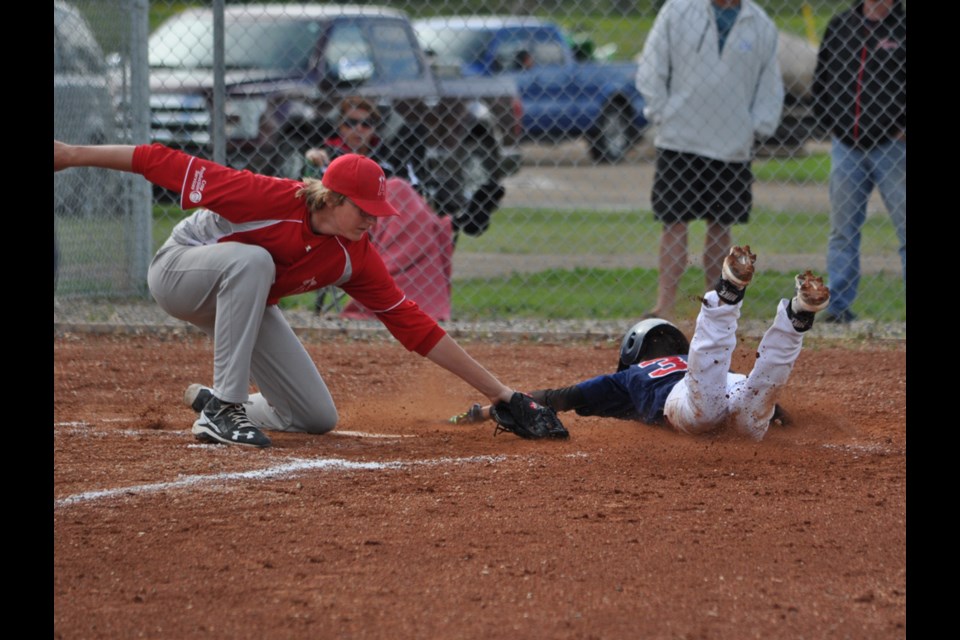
[721, 245, 757, 288]
[793, 270, 831, 313]
[716, 245, 757, 305]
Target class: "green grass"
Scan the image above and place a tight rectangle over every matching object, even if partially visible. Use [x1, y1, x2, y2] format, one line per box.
[452, 208, 896, 258]
[207, 205, 904, 322]
[55, 216, 143, 296]
[449, 266, 904, 322]
[277, 264, 904, 323]
[753, 152, 830, 184]
[557, 16, 656, 60]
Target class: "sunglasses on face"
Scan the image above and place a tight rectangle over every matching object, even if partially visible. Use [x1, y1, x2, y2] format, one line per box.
[341, 117, 376, 129]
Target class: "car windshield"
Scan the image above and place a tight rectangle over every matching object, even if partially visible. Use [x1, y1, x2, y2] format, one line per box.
[149, 13, 324, 71]
[415, 25, 491, 65]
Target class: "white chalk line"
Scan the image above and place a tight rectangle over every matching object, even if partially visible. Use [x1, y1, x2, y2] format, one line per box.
[56, 421, 420, 440]
[55, 454, 509, 509]
[330, 431, 417, 439]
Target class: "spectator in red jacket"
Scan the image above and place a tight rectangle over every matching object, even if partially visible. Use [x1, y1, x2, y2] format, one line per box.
[54, 140, 518, 448]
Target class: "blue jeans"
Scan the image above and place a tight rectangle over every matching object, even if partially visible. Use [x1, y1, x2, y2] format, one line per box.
[826, 138, 907, 316]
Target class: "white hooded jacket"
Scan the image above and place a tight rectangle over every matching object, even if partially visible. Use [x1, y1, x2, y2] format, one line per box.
[636, 0, 784, 162]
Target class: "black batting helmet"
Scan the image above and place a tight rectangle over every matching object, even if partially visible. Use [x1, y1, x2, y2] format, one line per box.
[617, 318, 690, 372]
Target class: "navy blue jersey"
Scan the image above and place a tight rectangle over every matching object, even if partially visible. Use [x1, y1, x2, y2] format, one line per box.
[574, 355, 689, 425]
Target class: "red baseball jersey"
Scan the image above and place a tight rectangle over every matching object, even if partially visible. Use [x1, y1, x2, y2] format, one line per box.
[132, 143, 445, 356]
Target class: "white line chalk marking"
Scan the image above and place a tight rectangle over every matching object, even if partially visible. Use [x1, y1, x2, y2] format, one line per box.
[55, 454, 507, 509]
[330, 431, 417, 439]
[57, 423, 419, 439]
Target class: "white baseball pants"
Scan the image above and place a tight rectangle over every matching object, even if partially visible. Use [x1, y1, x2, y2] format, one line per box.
[664, 290, 805, 440]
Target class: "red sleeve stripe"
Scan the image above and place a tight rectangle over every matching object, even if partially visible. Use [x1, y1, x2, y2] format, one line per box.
[178, 156, 196, 209]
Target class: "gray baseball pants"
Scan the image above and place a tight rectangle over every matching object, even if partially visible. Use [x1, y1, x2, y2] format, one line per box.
[147, 238, 338, 433]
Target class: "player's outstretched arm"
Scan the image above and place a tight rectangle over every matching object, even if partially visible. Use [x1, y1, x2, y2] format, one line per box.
[54, 140, 135, 173]
[425, 334, 514, 406]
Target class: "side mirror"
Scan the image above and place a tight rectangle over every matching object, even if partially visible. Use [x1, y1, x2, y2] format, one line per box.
[335, 58, 374, 84]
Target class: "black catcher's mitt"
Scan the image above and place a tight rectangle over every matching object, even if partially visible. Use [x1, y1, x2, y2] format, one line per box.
[490, 392, 569, 440]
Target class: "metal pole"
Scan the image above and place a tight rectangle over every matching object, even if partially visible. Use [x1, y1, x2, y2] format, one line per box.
[129, 0, 152, 294]
[212, 0, 226, 165]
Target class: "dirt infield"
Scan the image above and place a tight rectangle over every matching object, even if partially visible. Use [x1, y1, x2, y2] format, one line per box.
[54, 332, 906, 639]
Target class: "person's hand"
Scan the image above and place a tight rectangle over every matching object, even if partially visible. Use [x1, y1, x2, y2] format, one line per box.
[305, 147, 329, 168]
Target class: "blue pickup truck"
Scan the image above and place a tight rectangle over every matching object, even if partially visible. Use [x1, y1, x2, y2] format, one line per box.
[414, 16, 648, 163]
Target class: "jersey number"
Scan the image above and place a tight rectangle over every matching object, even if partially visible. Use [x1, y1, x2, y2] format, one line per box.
[637, 356, 688, 378]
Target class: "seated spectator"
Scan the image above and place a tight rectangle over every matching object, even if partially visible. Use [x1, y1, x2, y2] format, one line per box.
[305, 97, 454, 321]
[514, 49, 535, 70]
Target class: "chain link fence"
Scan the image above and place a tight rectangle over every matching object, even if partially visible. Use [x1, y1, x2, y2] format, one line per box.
[54, 0, 906, 332]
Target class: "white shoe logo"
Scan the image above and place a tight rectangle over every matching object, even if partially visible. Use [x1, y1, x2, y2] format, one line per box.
[233, 430, 255, 441]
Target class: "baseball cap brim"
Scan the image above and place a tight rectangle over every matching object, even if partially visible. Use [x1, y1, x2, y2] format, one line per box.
[352, 195, 400, 217]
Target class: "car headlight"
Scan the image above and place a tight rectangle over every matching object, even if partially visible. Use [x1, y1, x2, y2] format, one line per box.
[224, 98, 268, 139]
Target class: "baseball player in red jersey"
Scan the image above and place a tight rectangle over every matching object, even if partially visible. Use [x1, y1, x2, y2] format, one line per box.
[454, 246, 831, 441]
[53, 140, 523, 448]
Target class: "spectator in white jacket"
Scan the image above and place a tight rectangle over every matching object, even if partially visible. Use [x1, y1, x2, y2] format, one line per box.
[636, 0, 784, 320]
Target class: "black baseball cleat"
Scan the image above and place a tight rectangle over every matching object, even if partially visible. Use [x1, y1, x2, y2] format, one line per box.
[715, 245, 757, 305]
[184, 383, 214, 413]
[190, 393, 271, 448]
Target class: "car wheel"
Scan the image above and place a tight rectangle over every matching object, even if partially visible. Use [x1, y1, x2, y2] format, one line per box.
[461, 147, 491, 204]
[461, 128, 501, 197]
[588, 102, 634, 164]
[454, 130, 505, 238]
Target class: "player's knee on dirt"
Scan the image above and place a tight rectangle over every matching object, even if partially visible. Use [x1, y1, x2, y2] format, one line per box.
[285, 400, 338, 434]
[670, 418, 722, 436]
[246, 394, 338, 434]
[297, 413, 338, 435]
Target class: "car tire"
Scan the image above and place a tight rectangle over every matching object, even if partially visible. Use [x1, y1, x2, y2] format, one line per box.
[453, 128, 505, 237]
[588, 101, 635, 164]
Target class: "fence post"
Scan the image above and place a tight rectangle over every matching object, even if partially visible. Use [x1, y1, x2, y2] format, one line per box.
[127, 0, 152, 294]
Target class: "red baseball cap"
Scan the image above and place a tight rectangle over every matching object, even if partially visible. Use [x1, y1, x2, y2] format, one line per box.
[321, 154, 399, 217]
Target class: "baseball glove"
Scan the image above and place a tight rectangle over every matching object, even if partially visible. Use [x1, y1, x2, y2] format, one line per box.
[489, 392, 569, 440]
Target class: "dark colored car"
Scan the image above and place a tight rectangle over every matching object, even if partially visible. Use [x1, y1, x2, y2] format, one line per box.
[146, 4, 523, 217]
